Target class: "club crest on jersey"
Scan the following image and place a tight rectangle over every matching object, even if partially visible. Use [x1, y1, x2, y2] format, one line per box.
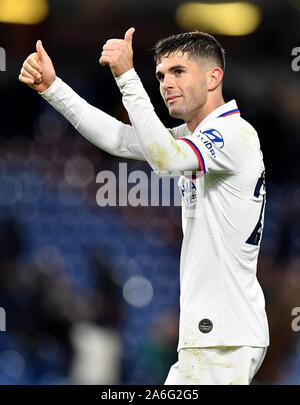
[201, 128, 224, 149]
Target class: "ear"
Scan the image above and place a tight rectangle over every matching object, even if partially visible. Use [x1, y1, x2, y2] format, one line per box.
[207, 67, 223, 91]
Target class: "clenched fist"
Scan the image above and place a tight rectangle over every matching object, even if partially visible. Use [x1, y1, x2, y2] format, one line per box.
[100, 27, 135, 77]
[18, 40, 56, 93]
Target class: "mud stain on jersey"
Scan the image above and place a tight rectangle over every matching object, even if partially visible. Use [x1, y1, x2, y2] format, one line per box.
[212, 362, 232, 368]
[148, 137, 187, 172]
[148, 140, 169, 171]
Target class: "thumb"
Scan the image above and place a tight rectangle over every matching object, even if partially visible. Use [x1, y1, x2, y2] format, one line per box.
[124, 27, 135, 44]
[36, 40, 48, 59]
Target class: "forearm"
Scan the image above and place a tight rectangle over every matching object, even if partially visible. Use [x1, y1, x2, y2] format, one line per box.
[116, 69, 198, 175]
[40, 77, 144, 159]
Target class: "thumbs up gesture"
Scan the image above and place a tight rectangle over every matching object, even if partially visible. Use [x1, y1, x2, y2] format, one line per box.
[100, 27, 135, 78]
[18, 40, 56, 93]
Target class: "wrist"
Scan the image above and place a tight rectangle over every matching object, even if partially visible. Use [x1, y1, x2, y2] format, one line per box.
[115, 68, 137, 87]
[112, 64, 134, 78]
[39, 76, 62, 96]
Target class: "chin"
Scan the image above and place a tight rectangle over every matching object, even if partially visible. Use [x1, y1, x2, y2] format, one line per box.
[169, 108, 185, 120]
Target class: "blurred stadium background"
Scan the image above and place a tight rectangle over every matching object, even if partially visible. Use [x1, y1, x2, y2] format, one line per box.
[0, 0, 299, 385]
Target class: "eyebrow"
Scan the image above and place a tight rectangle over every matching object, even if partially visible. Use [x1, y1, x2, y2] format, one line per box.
[155, 64, 187, 79]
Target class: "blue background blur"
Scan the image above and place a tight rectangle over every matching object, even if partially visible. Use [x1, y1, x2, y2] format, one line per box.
[0, 0, 300, 385]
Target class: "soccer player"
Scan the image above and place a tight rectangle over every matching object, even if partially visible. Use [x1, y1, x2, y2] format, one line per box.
[19, 28, 269, 385]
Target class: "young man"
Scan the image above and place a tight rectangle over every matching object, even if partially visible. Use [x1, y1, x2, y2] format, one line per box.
[19, 29, 269, 385]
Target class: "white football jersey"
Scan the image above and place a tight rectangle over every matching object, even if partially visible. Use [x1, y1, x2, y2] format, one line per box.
[173, 100, 269, 350]
[41, 73, 269, 351]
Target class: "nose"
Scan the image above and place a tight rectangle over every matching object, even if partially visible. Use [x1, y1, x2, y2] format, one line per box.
[162, 74, 175, 90]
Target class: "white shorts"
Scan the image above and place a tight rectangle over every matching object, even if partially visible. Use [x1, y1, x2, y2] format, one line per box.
[164, 346, 267, 385]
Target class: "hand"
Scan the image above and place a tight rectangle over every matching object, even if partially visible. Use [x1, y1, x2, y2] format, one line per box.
[99, 27, 135, 77]
[18, 40, 56, 93]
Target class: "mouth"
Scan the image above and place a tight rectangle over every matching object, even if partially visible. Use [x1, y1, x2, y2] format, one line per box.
[166, 95, 182, 104]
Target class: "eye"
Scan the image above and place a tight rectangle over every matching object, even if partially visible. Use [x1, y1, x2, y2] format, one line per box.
[156, 73, 164, 82]
[175, 69, 184, 75]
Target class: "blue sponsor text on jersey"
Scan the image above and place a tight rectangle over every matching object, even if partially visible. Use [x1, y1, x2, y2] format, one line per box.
[195, 128, 224, 159]
[180, 180, 197, 206]
[201, 129, 224, 149]
[180, 180, 196, 197]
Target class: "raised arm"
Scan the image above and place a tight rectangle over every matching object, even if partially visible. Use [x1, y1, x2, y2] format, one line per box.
[18, 40, 145, 160]
[99, 28, 199, 176]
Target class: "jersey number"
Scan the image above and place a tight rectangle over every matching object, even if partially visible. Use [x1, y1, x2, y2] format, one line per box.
[246, 171, 266, 246]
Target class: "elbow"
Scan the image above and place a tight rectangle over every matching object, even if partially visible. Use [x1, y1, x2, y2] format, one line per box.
[152, 162, 183, 178]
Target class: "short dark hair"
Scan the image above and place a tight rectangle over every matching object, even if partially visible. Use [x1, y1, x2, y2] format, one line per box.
[153, 31, 225, 72]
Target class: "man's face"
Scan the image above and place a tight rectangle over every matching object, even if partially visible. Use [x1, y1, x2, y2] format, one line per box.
[155, 52, 208, 123]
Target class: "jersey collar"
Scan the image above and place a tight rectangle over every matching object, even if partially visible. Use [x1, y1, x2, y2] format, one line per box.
[194, 100, 240, 132]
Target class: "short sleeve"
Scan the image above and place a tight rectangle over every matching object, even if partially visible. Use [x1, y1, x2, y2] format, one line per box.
[177, 118, 255, 175]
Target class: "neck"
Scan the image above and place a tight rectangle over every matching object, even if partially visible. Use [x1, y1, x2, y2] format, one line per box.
[186, 95, 225, 133]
